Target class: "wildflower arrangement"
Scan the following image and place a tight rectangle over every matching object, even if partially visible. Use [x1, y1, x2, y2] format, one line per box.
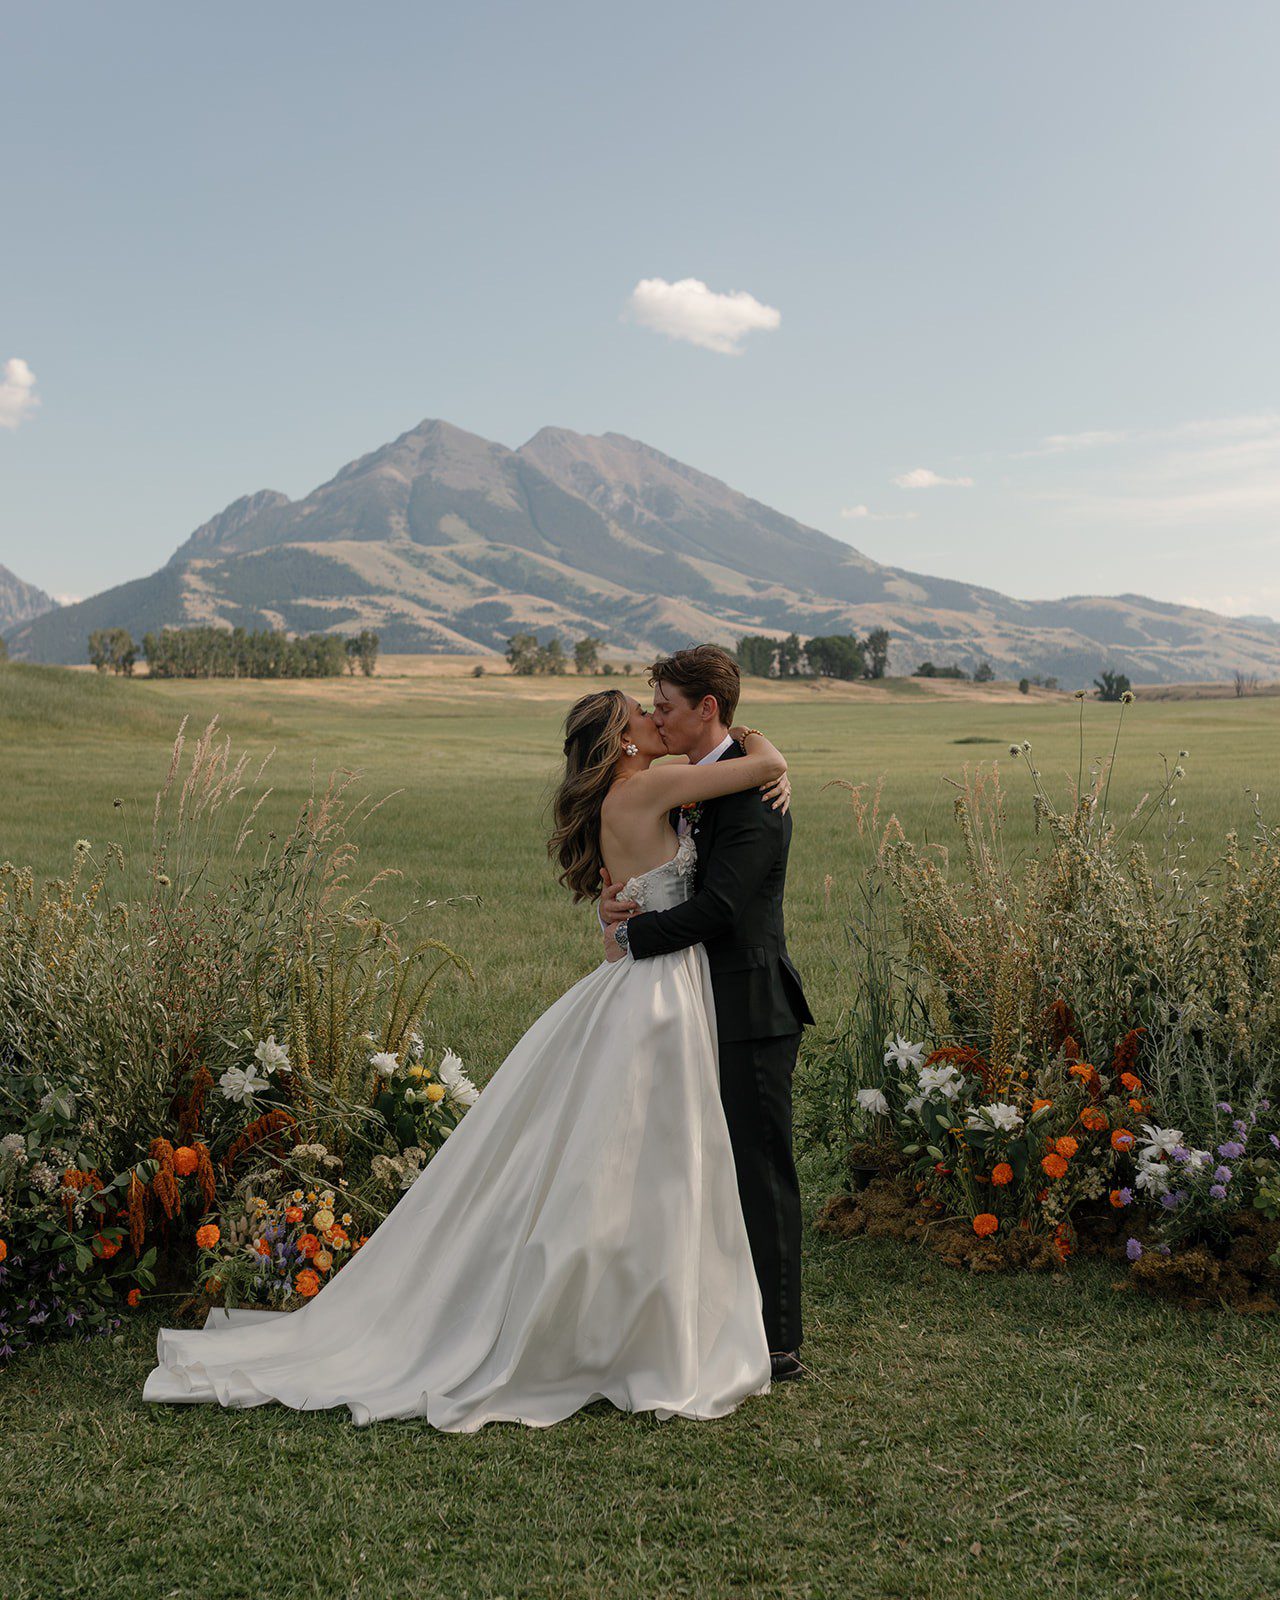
[0, 718, 473, 1360]
[1122, 1098, 1280, 1257]
[195, 1171, 370, 1310]
[821, 696, 1280, 1292]
[867, 1027, 1148, 1253]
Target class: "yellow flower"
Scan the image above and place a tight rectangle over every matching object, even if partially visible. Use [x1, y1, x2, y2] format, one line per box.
[425, 1082, 445, 1103]
[408, 1065, 426, 1080]
[313, 1208, 335, 1231]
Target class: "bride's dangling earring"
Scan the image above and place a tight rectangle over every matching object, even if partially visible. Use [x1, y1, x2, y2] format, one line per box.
[622, 741, 639, 757]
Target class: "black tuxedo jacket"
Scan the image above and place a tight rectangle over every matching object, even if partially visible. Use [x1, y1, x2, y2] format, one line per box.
[626, 743, 814, 1044]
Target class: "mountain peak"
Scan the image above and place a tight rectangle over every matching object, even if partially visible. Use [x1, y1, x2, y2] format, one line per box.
[0, 563, 57, 632]
[169, 489, 291, 565]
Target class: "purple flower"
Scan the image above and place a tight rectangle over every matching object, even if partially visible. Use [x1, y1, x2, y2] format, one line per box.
[1218, 1141, 1246, 1160]
[1217, 1102, 1233, 1114]
[1126, 1238, 1143, 1261]
[1271, 1133, 1280, 1151]
[1209, 1184, 1228, 1200]
[1172, 1146, 1191, 1164]
[1158, 1244, 1171, 1256]
[1259, 1100, 1271, 1113]
[1214, 1165, 1233, 1184]
[1116, 1187, 1134, 1206]
[1233, 1119, 1250, 1136]
[1161, 1192, 1180, 1210]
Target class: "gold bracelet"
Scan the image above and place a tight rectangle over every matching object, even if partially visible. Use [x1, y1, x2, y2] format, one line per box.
[740, 727, 763, 739]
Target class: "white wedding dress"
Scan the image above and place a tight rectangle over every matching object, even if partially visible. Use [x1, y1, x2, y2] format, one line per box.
[143, 833, 772, 1430]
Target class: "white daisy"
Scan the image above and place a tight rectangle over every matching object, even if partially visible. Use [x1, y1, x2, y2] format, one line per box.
[966, 1101, 1023, 1133]
[219, 1065, 266, 1104]
[253, 1034, 292, 1075]
[438, 1048, 479, 1107]
[883, 1035, 927, 1072]
[917, 1064, 964, 1101]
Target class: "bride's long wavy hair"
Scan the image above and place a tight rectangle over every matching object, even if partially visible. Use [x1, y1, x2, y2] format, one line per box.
[548, 689, 632, 903]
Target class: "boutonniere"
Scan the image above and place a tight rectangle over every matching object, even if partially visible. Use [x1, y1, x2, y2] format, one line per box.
[680, 801, 704, 827]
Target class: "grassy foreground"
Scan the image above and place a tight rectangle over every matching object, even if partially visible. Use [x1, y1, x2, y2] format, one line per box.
[3, 665, 1280, 1598]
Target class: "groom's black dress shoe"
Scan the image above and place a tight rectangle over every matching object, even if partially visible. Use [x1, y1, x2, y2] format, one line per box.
[769, 1350, 805, 1383]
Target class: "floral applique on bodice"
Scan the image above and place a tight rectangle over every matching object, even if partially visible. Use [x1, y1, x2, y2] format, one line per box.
[619, 833, 697, 914]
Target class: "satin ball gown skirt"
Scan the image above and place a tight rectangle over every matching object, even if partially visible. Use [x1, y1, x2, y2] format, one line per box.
[142, 945, 772, 1431]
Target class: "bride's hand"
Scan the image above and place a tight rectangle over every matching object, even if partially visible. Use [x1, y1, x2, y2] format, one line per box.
[761, 772, 791, 813]
[599, 870, 638, 924]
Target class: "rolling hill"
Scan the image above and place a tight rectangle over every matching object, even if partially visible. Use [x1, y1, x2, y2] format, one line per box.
[5, 419, 1279, 684]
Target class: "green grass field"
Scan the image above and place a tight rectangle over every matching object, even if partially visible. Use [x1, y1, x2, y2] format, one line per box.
[3, 663, 1279, 1599]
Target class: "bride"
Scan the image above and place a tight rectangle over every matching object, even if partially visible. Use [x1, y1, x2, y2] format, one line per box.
[143, 689, 791, 1431]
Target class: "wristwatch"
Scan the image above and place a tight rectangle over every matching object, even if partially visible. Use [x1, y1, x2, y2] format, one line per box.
[614, 920, 630, 955]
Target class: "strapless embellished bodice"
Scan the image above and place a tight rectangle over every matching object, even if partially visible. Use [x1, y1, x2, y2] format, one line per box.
[619, 833, 697, 914]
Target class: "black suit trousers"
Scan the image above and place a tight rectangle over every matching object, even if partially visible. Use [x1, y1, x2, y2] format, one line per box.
[717, 1031, 803, 1352]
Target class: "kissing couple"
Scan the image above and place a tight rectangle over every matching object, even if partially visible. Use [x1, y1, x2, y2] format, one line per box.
[144, 644, 813, 1430]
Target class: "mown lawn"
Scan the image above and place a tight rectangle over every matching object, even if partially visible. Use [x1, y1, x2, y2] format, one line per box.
[3, 664, 1279, 1598]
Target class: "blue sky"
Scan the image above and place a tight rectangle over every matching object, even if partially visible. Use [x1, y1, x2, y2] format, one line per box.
[3, 1, 1278, 617]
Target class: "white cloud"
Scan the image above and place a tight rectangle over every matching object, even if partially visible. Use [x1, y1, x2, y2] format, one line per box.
[841, 503, 918, 522]
[0, 357, 39, 430]
[626, 277, 781, 355]
[52, 593, 81, 606]
[891, 467, 974, 489]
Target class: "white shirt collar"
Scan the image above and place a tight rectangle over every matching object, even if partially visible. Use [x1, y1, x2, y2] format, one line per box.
[696, 732, 736, 766]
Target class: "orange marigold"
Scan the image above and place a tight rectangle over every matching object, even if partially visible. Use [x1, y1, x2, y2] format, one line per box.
[1032, 1098, 1053, 1113]
[194, 1223, 220, 1249]
[1055, 1136, 1079, 1159]
[1069, 1063, 1098, 1083]
[172, 1146, 198, 1177]
[1111, 1128, 1135, 1152]
[294, 1269, 321, 1298]
[1120, 1072, 1142, 1092]
[1129, 1098, 1148, 1114]
[0, 1239, 7, 1264]
[991, 1163, 1014, 1186]
[296, 1232, 320, 1259]
[285, 1206, 305, 1225]
[1080, 1107, 1108, 1131]
[1109, 1189, 1127, 1208]
[93, 1233, 121, 1260]
[1041, 1152, 1069, 1179]
[127, 1288, 142, 1308]
[972, 1214, 999, 1237]
[253, 1237, 271, 1256]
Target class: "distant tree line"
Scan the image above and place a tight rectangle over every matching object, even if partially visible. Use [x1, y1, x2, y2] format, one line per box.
[505, 633, 618, 676]
[914, 659, 995, 682]
[87, 626, 380, 679]
[735, 628, 891, 681]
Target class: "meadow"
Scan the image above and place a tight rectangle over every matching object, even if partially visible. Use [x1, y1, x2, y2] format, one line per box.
[2, 662, 1279, 1599]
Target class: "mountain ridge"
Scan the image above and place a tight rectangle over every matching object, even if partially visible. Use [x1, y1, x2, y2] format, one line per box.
[0, 564, 57, 634]
[5, 418, 1279, 683]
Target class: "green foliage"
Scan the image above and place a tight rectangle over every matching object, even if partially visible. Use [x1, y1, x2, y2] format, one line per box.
[87, 627, 137, 676]
[141, 625, 347, 679]
[1095, 668, 1133, 702]
[573, 636, 602, 674]
[914, 661, 969, 679]
[505, 631, 570, 675]
[805, 634, 865, 680]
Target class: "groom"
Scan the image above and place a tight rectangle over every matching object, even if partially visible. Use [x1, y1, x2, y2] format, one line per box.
[600, 645, 814, 1382]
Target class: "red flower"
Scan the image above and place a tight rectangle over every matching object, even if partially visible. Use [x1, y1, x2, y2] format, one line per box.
[127, 1288, 142, 1308]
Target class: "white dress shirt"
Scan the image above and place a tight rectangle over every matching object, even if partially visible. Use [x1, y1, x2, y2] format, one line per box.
[677, 732, 737, 836]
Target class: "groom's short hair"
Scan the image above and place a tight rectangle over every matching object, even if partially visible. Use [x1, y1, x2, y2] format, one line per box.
[648, 645, 741, 725]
